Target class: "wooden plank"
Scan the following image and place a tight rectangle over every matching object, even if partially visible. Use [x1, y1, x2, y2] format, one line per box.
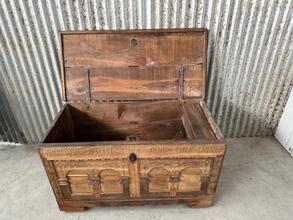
[182, 103, 216, 140]
[62, 32, 204, 68]
[63, 33, 146, 68]
[44, 104, 76, 143]
[65, 68, 87, 102]
[60, 29, 207, 102]
[40, 143, 226, 161]
[199, 102, 224, 139]
[183, 64, 204, 98]
[68, 101, 186, 141]
[90, 66, 178, 101]
[181, 113, 196, 139]
[65, 64, 203, 102]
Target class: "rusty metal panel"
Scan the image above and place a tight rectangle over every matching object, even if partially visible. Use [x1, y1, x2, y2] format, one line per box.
[0, 0, 292, 143]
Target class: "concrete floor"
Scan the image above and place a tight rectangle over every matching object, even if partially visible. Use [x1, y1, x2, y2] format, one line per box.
[0, 137, 292, 220]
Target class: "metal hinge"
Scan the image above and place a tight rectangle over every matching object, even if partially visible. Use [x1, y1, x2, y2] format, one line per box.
[178, 64, 185, 99]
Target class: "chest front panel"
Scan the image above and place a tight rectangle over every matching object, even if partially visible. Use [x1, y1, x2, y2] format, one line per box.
[40, 143, 225, 201]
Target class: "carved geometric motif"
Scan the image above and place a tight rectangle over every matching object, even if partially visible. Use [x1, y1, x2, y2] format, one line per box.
[139, 158, 212, 196]
[53, 159, 129, 199]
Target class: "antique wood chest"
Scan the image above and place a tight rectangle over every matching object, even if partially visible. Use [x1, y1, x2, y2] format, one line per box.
[39, 28, 226, 211]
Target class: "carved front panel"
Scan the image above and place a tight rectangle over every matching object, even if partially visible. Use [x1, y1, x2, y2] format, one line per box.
[54, 160, 130, 200]
[139, 159, 212, 197]
[67, 172, 93, 195]
[99, 169, 123, 194]
[40, 143, 226, 203]
[178, 168, 201, 192]
[148, 167, 170, 193]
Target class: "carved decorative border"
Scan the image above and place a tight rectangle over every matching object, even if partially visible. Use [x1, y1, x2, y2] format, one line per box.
[41, 143, 226, 161]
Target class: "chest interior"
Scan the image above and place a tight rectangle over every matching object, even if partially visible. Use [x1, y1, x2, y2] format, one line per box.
[43, 29, 218, 144]
[44, 101, 217, 143]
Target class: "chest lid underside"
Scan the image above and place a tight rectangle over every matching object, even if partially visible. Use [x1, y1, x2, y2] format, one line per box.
[60, 28, 207, 103]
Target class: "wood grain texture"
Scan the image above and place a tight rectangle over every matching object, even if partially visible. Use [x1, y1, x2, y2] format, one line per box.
[43, 101, 219, 143]
[182, 103, 217, 139]
[40, 142, 225, 211]
[60, 29, 207, 102]
[39, 28, 227, 211]
[62, 32, 204, 68]
[43, 104, 75, 143]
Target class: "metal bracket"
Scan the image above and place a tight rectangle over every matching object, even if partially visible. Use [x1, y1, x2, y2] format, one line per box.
[85, 69, 91, 102]
[178, 64, 185, 99]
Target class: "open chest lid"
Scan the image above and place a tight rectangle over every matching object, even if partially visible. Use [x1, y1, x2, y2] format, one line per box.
[60, 28, 207, 102]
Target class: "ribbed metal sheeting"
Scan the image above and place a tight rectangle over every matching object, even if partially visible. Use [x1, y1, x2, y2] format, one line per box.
[0, 0, 292, 143]
[0, 81, 24, 143]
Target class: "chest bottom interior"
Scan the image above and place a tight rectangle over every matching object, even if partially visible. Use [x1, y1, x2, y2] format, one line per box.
[44, 100, 217, 143]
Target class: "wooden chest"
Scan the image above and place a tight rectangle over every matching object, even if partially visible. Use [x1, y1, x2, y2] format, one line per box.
[39, 29, 226, 211]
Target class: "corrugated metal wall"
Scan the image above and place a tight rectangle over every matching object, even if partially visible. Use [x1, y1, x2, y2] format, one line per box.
[0, 80, 25, 143]
[0, 0, 292, 143]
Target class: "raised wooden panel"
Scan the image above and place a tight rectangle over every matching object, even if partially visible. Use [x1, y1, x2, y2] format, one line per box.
[178, 168, 201, 192]
[53, 160, 130, 200]
[99, 169, 123, 194]
[67, 173, 92, 195]
[148, 167, 170, 193]
[139, 158, 213, 197]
